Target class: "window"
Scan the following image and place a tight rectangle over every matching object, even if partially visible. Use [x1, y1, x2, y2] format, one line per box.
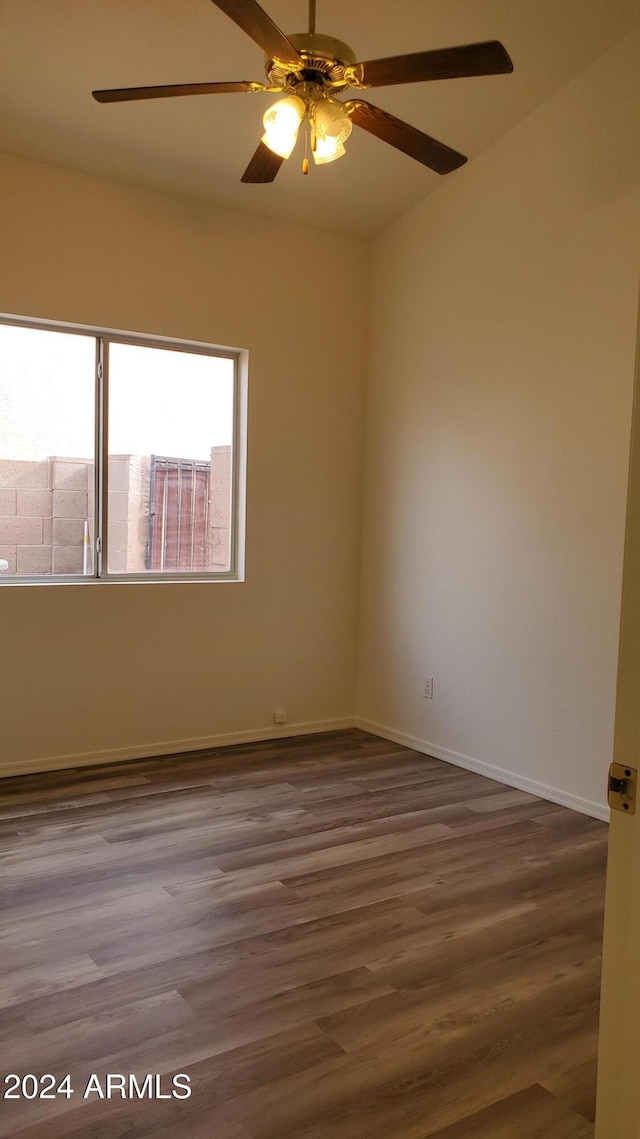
[0, 316, 244, 582]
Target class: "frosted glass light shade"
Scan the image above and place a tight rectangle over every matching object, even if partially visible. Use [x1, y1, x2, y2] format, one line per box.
[313, 137, 346, 164]
[262, 95, 306, 159]
[312, 99, 352, 165]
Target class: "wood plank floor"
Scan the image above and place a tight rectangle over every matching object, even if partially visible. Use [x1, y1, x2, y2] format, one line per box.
[0, 729, 607, 1138]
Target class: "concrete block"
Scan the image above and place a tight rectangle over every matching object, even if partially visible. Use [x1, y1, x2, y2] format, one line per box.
[108, 491, 130, 523]
[108, 550, 127, 572]
[0, 517, 43, 544]
[107, 521, 129, 573]
[0, 546, 17, 573]
[209, 528, 230, 571]
[209, 446, 232, 527]
[0, 460, 50, 489]
[127, 456, 151, 499]
[43, 517, 53, 544]
[17, 488, 53, 517]
[0, 489, 16, 516]
[52, 546, 84, 575]
[52, 518, 85, 546]
[108, 461, 130, 493]
[17, 546, 52, 575]
[107, 520, 128, 552]
[51, 459, 93, 491]
[52, 490, 87, 519]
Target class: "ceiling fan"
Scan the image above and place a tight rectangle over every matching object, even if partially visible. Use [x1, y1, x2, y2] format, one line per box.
[92, 0, 514, 183]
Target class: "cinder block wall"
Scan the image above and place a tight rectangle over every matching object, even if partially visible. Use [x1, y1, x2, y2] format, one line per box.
[0, 450, 233, 575]
[209, 445, 231, 570]
[0, 457, 90, 574]
[51, 458, 92, 574]
[107, 455, 150, 573]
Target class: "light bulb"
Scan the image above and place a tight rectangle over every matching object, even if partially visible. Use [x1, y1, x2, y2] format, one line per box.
[262, 95, 305, 159]
[313, 137, 346, 165]
[312, 98, 352, 165]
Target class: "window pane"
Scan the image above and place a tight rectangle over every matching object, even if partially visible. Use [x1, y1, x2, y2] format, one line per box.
[0, 323, 96, 577]
[106, 343, 235, 575]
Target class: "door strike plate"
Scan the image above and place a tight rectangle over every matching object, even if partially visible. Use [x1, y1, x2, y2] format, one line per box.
[608, 762, 638, 815]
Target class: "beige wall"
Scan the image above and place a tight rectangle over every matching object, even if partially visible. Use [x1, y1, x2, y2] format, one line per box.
[2, 28, 639, 799]
[357, 27, 640, 814]
[0, 153, 368, 774]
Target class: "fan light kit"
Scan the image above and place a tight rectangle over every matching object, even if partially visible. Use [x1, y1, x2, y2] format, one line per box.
[92, 0, 514, 184]
[261, 88, 352, 167]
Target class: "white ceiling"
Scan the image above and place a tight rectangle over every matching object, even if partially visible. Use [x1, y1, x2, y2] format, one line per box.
[1, 0, 639, 237]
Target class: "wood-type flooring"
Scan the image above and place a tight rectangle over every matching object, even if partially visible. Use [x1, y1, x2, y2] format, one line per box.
[0, 729, 607, 1138]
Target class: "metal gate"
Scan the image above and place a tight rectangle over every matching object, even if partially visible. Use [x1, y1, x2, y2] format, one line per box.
[148, 456, 210, 571]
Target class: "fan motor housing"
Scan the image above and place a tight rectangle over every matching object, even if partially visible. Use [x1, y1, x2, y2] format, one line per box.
[266, 32, 357, 91]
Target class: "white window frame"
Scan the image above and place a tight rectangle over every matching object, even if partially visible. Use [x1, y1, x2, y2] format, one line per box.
[0, 313, 247, 585]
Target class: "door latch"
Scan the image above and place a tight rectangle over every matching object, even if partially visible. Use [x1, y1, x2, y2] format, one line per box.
[608, 763, 637, 814]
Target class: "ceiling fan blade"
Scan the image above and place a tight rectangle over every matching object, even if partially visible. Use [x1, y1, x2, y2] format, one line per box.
[241, 141, 284, 183]
[210, 0, 302, 68]
[93, 80, 265, 103]
[346, 100, 467, 175]
[351, 41, 513, 88]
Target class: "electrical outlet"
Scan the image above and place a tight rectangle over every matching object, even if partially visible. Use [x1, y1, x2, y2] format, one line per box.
[423, 676, 433, 700]
[273, 709, 287, 725]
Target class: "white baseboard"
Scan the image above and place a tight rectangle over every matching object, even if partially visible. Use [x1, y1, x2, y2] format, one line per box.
[3, 716, 610, 823]
[355, 717, 610, 823]
[1, 717, 356, 780]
